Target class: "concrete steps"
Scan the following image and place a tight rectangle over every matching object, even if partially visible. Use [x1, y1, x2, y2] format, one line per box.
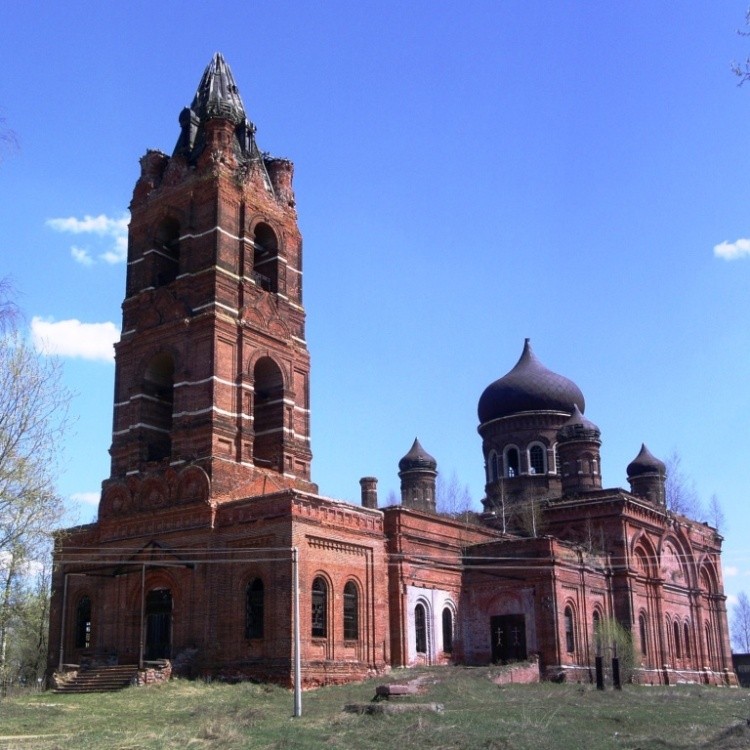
[54, 665, 138, 693]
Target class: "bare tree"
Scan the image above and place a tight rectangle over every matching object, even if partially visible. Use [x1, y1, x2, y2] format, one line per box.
[732, 8, 750, 85]
[0, 114, 19, 165]
[0, 285, 70, 680]
[665, 450, 703, 518]
[731, 592, 750, 653]
[707, 493, 726, 533]
[436, 470, 472, 516]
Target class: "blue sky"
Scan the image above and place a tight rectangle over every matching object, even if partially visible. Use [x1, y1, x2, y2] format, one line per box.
[2, 2, 750, 602]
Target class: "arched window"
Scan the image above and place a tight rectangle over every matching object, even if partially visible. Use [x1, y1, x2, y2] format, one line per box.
[252, 223, 279, 293]
[343, 581, 359, 640]
[529, 444, 546, 475]
[143, 353, 174, 461]
[705, 622, 714, 666]
[673, 620, 681, 659]
[564, 607, 575, 654]
[442, 606, 453, 654]
[683, 622, 690, 659]
[505, 447, 520, 478]
[311, 577, 327, 638]
[75, 596, 91, 649]
[253, 357, 284, 471]
[245, 578, 264, 639]
[153, 217, 180, 287]
[639, 614, 648, 656]
[415, 603, 427, 654]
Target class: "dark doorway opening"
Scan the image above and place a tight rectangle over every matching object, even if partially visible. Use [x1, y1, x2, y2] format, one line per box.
[145, 588, 172, 660]
[491, 614, 527, 663]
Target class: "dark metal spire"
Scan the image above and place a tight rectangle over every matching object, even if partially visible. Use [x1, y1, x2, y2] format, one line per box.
[190, 52, 247, 124]
[173, 53, 268, 179]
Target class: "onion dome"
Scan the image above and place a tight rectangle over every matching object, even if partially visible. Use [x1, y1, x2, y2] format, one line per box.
[626, 444, 666, 478]
[398, 438, 437, 473]
[557, 404, 600, 442]
[478, 339, 586, 424]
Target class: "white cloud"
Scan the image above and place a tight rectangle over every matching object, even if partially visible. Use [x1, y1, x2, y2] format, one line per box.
[727, 593, 738, 607]
[47, 213, 129, 265]
[31, 317, 120, 363]
[714, 238, 750, 260]
[724, 565, 739, 577]
[71, 246, 94, 266]
[70, 492, 100, 506]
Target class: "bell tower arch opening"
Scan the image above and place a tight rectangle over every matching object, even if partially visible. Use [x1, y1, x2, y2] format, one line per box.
[153, 217, 180, 287]
[252, 223, 279, 293]
[143, 353, 175, 462]
[253, 357, 284, 470]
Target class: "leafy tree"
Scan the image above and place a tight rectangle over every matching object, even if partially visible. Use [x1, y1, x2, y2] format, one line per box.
[0, 285, 70, 682]
[592, 617, 637, 683]
[731, 591, 750, 653]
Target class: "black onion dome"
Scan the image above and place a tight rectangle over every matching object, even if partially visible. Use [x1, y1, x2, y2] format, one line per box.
[557, 404, 600, 442]
[398, 438, 437, 472]
[626, 444, 666, 478]
[478, 339, 586, 424]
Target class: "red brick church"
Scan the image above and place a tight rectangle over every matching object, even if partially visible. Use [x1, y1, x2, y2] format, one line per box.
[48, 54, 736, 688]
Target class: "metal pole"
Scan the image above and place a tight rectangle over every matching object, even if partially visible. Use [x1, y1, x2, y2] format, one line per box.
[139, 564, 146, 670]
[292, 546, 302, 717]
[58, 573, 69, 672]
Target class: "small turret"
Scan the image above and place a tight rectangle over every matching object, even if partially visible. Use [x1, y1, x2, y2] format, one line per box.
[398, 438, 437, 513]
[627, 444, 666, 505]
[556, 404, 602, 495]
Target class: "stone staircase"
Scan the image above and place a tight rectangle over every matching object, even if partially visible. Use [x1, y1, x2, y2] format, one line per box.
[54, 664, 139, 694]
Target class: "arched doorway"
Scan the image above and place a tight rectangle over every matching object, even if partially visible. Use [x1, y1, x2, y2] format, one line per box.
[145, 588, 172, 660]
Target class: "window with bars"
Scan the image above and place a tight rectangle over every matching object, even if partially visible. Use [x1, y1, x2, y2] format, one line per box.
[343, 581, 359, 640]
[312, 577, 327, 638]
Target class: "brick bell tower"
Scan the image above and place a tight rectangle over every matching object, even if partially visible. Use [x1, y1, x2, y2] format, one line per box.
[106, 53, 316, 502]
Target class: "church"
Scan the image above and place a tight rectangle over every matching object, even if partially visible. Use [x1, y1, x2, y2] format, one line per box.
[48, 54, 736, 688]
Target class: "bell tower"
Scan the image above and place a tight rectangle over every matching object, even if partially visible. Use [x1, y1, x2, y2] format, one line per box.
[107, 53, 315, 500]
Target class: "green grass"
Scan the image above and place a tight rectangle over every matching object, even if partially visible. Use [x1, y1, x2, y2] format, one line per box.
[2, 668, 750, 750]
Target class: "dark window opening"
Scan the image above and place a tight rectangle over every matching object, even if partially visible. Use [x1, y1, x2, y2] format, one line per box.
[442, 607, 453, 654]
[639, 614, 648, 656]
[75, 596, 91, 649]
[245, 578, 264, 639]
[564, 607, 575, 654]
[343, 581, 359, 640]
[415, 603, 427, 654]
[252, 223, 279, 293]
[253, 357, 284, 471]
[505, 448, 519, 478]
[673, 620, 681, 659]
[312, 577, 327, 638]
[153, 218, 180, 287]
[529, 445, 545, 474]
[143, 353, 174, 461]
[683, 622, 690, 659]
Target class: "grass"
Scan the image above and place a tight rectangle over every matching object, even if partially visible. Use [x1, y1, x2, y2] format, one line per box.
[1, 667, 750, 750]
